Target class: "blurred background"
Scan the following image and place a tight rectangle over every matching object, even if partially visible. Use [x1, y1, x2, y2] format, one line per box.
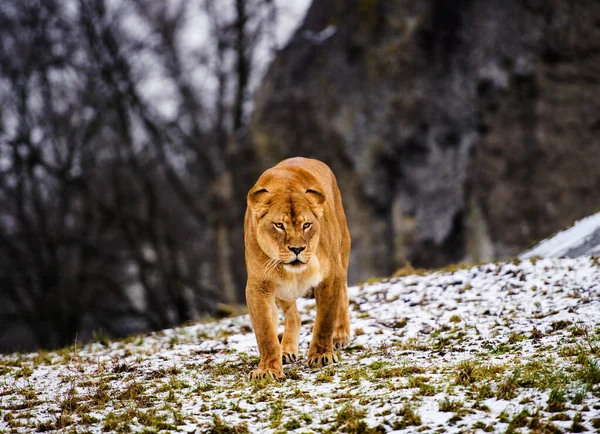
[0, 0, 598, 352]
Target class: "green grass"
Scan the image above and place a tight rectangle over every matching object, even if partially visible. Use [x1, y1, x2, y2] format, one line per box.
[392, 404, 422, 429]
[207, 415, 249, 434]
[438, 398, 464, 412]
[546, 388, 567, 413]
[1, 258, 599, 433]
[454, 360, 479, 385]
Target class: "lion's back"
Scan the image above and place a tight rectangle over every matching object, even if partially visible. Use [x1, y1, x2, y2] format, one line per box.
[276, 157, 336, 190]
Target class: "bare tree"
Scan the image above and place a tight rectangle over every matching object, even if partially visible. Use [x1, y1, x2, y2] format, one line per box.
[0, 0, 285, 351]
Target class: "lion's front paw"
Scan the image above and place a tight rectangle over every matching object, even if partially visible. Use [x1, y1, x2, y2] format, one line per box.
[282, 352, 298, 364]
[248, 367, 284, 381]
[333, 331, 351, 350]
[307, 352, 339, 368]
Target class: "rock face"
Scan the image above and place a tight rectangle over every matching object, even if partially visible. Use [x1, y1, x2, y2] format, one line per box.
[521, 212, 600, 259]
[241, 0, 600, 284]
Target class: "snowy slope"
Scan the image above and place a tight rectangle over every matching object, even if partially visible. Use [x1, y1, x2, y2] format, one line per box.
[521, 212, 600, 259]
[1, 257, 599, 433]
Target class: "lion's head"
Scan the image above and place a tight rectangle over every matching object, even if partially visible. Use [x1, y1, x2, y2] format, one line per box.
[247, 182, 325, 273]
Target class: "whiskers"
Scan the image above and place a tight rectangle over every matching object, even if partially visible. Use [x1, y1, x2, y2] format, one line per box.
[261, 257, 282, 281]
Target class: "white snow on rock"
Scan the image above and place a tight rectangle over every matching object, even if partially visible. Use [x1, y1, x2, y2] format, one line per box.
[521, 211, 600, 259]
[301, 25, 337, 44]
[1, 257, 599, 433]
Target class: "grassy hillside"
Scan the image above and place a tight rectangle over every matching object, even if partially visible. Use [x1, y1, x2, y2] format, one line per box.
[1, 257, 600, 433]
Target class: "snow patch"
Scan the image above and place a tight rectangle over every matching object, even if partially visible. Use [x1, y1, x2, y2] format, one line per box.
[520, 211, 600, 259]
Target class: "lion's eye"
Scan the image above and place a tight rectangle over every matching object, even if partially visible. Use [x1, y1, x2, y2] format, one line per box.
[303, 222, 312, 230]
[274, 222, 284, 229]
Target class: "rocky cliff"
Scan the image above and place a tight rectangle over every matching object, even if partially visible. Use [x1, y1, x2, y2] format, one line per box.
[237, 0, 600, 284]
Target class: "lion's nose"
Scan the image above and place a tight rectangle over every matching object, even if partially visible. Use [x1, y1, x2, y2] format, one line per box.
[288, 246, 305, 255]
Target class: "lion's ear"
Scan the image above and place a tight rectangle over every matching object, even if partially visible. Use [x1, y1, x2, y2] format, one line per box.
[306, 188, 325, 217]
[248, 187, 270, 210]
[306, 188, 325, 205]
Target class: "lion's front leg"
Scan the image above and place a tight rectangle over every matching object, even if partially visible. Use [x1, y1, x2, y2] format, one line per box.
[307, 276, 342, 368]
[246, 285, 283, 380]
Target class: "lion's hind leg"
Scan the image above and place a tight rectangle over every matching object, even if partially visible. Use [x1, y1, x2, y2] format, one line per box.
[333, 283, 351, 350]
[276, 297, 301, 364]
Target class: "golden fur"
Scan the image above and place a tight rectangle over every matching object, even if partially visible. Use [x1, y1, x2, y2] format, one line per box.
[244, 157, 351, 379]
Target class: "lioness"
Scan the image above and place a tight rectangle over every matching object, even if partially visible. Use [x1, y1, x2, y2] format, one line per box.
[244, 157, 351, 379]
